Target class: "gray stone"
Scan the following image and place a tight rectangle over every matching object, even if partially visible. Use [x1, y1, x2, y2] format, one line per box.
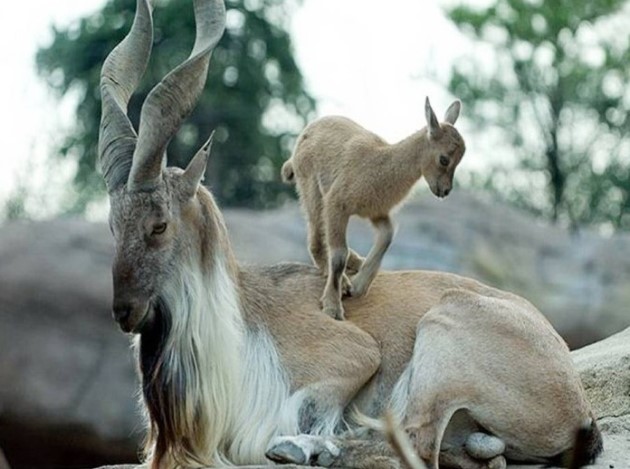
[573, 327, 630, 421]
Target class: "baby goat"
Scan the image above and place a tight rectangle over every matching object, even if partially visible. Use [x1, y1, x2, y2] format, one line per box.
[282, 98, 465, 320]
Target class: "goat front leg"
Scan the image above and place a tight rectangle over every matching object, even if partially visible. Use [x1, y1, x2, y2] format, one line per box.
[321, 206, 350, 320]
[308, 220, 328, 273]
[350, 215, 394, 298]
[302, 181, 328, 272]
[267, 435, 402, 469]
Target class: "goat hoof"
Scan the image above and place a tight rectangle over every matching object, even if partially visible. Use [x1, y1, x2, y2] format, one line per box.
[316, 447, 336, 467]
[486, 455, 506, 469]
[266, 440, 307, 465]
[327, 308, 345, 321]
[341, 274, 353, 297]
[321, 304, 345, 321]
[348, 277, 368, 298]
[345, 253, 365, 275]
[465, 433, 505, 460]
[320, 294, 345, 320]
[348, 285, 364, 298]
[267, 436, 340, 466]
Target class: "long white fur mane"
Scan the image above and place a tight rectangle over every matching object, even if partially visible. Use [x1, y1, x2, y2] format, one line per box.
[137, 253, 341, 466]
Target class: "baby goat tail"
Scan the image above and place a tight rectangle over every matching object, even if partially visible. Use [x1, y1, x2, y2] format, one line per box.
[281, 160, 295, 183]
[550, 419, 603, 468]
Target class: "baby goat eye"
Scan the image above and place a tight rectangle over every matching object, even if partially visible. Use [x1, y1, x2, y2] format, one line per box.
[439, 155, 450, 167]
[152, 222, 167, 235]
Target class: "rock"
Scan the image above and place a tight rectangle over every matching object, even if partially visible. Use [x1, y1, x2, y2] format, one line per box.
[573, 327, 630, 422]
[2, 193, 630, 467]
[0, 219, 139, 468]
[572, 326, 630, 469]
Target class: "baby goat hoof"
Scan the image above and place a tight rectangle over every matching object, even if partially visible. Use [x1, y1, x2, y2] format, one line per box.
[341, 274, 353, 298]
[345, 254, 365, 276]
[348, 283, 366, 298]
[329, 308, 346, 321]
[321, 303, 345, 321]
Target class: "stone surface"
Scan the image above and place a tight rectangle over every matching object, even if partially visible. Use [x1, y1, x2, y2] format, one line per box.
[571, 327, 630, 468]
[2, 192, 630, 467]
[573, 327, 630, 422]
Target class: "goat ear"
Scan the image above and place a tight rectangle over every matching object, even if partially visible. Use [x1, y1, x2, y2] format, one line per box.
[444, 100, 461, 125]
[425, 97, 441, 139]
[182, 131, 214, 198]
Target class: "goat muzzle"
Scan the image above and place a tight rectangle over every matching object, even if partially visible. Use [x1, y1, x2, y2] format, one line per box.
[112, 299, 151, 333]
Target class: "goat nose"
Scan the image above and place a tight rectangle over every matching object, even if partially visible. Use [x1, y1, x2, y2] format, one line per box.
[112, 303, 131, 323]
[443, 188, 451, 197]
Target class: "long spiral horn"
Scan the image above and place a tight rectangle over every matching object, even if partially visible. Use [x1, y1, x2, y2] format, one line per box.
[98, 0, 154, 192]
[127, 0, 226, 191]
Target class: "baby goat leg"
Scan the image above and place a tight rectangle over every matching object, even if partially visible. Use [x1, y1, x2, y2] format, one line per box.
[321, 208, 350, 320]
[351, 216, 394, 298]
[321, 246, 349, 319]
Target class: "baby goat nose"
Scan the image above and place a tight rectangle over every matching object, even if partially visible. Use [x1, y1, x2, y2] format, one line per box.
[443, 188, 450, 196]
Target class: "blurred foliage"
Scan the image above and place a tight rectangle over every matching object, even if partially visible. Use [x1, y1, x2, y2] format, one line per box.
[3, 190, 27, 220]
[447, 0, 630, 230]
[37, 0, 315, 212]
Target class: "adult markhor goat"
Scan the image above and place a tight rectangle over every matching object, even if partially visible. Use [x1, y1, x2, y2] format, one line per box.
[99, 0, 602, 468]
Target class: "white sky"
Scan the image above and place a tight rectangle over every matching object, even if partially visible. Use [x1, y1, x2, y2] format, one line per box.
[0, 0, 481, 218]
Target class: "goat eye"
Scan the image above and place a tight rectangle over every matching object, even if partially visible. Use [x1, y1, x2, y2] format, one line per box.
[439, 155, 450, 167]
[152, 222, 167, 235]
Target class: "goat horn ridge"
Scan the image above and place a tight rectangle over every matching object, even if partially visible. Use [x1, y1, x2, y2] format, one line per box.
[98, 0, 154, 192]
[128, 0, 227, 191]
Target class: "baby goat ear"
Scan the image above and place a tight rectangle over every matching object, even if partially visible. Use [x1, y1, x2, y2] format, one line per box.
[182, 131, 214, 198]
[425, 97, 442, 139]
[444, 100, 461, 125]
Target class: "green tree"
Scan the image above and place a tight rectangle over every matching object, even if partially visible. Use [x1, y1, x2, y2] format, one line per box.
[37, 0, 315, 212]
[447, 0, 630, 229]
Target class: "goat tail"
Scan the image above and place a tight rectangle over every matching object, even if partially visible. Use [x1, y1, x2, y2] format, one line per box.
[281, 159, 295, 184]
[550, 418, 603, 469]
[568, 419, 603, 469]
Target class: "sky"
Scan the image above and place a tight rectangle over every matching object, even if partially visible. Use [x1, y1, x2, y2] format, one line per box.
[0, 0, 107, 216]
[0, 0, 481, 218]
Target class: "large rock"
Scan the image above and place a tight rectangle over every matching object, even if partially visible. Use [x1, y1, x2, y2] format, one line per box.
[2, 192, 630, 467]
[514, 327, 630, 468]
[572, 327, 630, 467]
[0, 219, 138, 468]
